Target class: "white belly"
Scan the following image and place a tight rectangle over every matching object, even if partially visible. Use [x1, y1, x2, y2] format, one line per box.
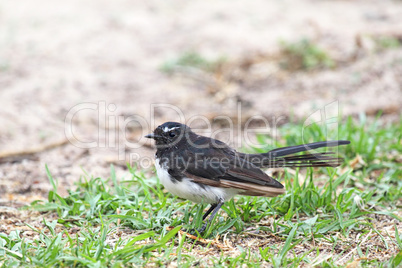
[155, 159, 239, 204]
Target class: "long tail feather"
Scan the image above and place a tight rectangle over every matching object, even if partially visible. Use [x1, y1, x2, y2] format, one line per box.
[266, 140, 350, 157]
[258, 153, 343, 168]
[240, 140, 350, 168]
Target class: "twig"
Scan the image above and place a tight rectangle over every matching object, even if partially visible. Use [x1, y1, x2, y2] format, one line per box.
[166, 226, 229, 250]
[336, 230, 372, 265]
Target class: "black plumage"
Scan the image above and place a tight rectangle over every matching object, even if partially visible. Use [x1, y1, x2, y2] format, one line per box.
[145, 122, 350, 233]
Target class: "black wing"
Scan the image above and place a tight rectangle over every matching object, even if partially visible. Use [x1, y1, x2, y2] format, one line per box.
[167, 135, 284, 189]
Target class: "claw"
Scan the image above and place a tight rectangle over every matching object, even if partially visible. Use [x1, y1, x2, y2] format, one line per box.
[196, 222, 208, 234]
[182, 222, 208, 235]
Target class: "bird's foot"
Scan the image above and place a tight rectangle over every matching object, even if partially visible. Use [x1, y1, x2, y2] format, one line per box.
[183, 222, 208, 236]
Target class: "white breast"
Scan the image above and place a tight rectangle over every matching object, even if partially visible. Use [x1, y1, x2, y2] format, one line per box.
[155, 159, 239, 204]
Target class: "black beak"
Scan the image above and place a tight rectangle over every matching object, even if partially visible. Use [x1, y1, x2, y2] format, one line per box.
[145, 133, 161, 139]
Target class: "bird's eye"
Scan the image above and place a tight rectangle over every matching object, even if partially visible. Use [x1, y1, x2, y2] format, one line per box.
[169, 132, 176, 137]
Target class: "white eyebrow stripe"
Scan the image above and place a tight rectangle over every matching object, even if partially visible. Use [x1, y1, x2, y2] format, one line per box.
[163, 126, 181, 132]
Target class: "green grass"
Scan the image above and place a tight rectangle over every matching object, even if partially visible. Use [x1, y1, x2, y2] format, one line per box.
[279, 38, 335, 71]
[373, 36, 402, 51]
[160, 51, 226, 74]
[0, 115, 401, 267]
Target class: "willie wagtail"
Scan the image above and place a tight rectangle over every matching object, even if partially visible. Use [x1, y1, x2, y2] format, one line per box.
[145, 122, 350, 233]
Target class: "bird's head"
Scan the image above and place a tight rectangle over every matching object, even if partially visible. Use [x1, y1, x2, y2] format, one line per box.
[145, 122, 190, 148]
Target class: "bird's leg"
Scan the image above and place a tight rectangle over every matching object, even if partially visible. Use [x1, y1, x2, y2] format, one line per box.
[202, 203, 217, 220]
[196, 198, 224, 234]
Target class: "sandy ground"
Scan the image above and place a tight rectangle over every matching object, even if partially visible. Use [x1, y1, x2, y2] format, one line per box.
[0, 0, 401, 205]
[0, 1, 402, 266]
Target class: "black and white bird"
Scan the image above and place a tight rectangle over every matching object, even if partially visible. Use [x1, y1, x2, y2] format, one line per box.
[145, 122, 350, 233]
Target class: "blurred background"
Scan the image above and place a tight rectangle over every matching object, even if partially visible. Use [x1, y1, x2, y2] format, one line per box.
[0, 0, 401, 202]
